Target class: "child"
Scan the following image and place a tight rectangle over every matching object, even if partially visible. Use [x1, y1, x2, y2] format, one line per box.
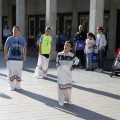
[84, 32, 95, 71]
[116, 47, 120, 57]
[114, 50, 120, 68]
[33, 26, 52, 78]
[56, 41, 79, 106]
[4, 26, 27, 91]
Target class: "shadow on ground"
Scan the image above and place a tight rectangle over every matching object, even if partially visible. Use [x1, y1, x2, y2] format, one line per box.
[21, 68, 120, 100]
[16, 89, 114, 120]
[45, 74, 120, 100]
[0, 92, 11, 99]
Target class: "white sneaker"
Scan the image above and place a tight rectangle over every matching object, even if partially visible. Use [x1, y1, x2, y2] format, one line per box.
[98, 68, 103, 73]
[37, 76, 45, 79]
[67, 101, 72, 104]
[59, 102, 64, 106]
[16, 82, 22, 90]
[9, 86, 15, 91]
[16, 86, 22, 90]
[95, 68, 100, 72]
[9, 81, 15, 91]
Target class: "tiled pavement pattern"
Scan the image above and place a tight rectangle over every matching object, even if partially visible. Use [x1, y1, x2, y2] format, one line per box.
[0, 51, 120, 120]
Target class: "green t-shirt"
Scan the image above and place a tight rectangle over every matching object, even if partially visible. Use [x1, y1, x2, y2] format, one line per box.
[40, 34, 52, 54]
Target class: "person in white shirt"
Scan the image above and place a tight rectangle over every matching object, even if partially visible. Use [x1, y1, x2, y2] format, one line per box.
[2, 26, 12, 47]
[95, 26, 106, 72]
[56, 41, 79, 106]
[84, 32, 96, 71]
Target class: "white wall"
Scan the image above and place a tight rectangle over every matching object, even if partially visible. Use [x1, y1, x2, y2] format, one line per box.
[57, 0, 73, 13]
[104, 0, 110, 10]
[2, 0, 8, 15]
[26, 0, 46, 15]
[2, 0, 117, 17]
[116, 0, 120, 8]
[2, 0, 16, 22]
[77, 0, 90, 12]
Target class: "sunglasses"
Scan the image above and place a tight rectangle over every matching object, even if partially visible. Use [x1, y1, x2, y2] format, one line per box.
[97, 29, 101, 30]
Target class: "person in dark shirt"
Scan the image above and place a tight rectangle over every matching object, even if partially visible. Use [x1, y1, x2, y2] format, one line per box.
[60, 29, 70, 50]
[74, 25, 86, 68]
[56, 29, 62, 53]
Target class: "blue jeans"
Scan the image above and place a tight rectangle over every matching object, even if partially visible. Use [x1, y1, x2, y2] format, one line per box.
[98, 49, 104, 69]
[86, 53, 93, 69]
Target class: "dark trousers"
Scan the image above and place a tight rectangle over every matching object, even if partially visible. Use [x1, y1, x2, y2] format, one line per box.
[98, 49, 104, 69]
[56, 44, 62, 53]
[2, 36, 7, 50]
[61, 44, 64, 51]
[76, 50, 85, 67]
[2, 36, 7, 45]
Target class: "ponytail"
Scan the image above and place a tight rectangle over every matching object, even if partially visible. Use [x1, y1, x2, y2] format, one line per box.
[92, 34, 96, 40]
[87, 32, 96, 40]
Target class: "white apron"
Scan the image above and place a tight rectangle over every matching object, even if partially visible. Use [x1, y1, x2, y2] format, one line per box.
[57, 65, 72, 106]
[7, 60, 23, 90]
[34, 54, 49, 78]
[7, 60, 23, 82]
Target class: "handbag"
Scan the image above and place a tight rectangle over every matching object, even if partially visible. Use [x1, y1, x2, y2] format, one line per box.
[76, 40, 85, 50]
[94, 47, 99, 54]
[92, 52, 98, 63]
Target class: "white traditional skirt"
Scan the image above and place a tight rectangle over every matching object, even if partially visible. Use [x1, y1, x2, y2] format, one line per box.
[34, 54, 49, 78]
[7, 60, 23, 82]
[57, 65, 72, 104]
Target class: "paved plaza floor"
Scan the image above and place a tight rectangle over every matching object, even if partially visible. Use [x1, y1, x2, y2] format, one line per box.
[0, 51, 120, 120]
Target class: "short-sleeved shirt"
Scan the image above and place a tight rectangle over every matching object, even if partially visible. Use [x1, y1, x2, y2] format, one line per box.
[96, 33, 106, 49]
[5, 36, 27, 60]
[40, 34, 52, 54]
[85, 39, 95, 53]
[60, 33, 70, 45]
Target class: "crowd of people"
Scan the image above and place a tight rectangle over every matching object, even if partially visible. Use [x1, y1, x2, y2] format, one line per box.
[55, 25, 107, 73]
[2, 24, 120, 107]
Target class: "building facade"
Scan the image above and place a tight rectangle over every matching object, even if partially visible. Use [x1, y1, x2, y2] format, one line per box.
[0, 0, 120, 59]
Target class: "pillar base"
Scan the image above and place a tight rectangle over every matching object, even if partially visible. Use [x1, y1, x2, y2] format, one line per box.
[50, 50, 57, 60]
[0, 43, 3, 51]
[93, 63, 98, 69]
[107, 50, 116, 59]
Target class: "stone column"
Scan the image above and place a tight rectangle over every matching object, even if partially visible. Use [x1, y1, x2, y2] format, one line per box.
[16, 0, 26, 39]
[0, 0, 2, 50]
[107, 0, 116, 58]
[89, 0, 104, 68]
[71, 0, 78, 52]
[71, 0, 78, 40]
[89, 0, 104, 34]
[46, 0, 57, 60]
[7, 0, 12, 30]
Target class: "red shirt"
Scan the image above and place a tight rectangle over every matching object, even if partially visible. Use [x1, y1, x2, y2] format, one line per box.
[116, 47, 120, 56]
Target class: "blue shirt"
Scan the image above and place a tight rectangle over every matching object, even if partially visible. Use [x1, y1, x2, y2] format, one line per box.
[60, 33, 70, 45]
[5, 36, 27, 60]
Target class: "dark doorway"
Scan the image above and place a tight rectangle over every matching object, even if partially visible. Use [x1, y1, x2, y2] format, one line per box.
[28, 15, 45, 47]
[116, 10, 120, 50]
[57, 13, 72, 37]
[12, 5, 16, 27]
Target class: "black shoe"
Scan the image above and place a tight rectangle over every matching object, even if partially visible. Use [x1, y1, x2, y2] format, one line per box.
[80, 66, 85, 69]
[76, 65, 79, 68]
[90, 68, 94, 71]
